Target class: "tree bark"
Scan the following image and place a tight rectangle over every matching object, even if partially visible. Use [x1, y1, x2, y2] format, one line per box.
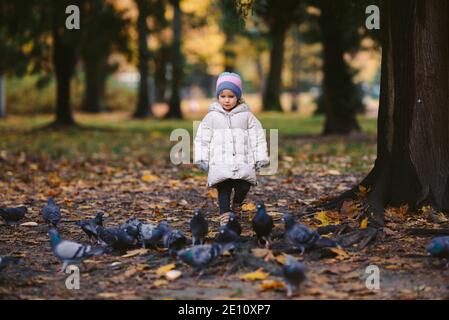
[82, 59, 107, 113]
[263, 20, 288, 111]
[319, 0, 363, 135]
[324, 0, 449, 226]
[134, 0, 153, 118]
[52, 16, 77, 126]
[0, 70, 5, 118]
[165, 0, 183, 119]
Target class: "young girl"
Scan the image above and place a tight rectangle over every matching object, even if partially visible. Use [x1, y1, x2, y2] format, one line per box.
[194, 72, 269, 224]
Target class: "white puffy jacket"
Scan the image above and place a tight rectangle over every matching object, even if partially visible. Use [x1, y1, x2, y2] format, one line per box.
[194, 102, 269, 187]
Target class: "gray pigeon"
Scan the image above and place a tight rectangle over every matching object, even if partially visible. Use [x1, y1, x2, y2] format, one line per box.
[0, 206, 27, 225]
[252, 202, 274, 248]
[283, 255, 307, 298]
[42, 197, 61, 227]
[177, 243, 229, 277]
[158, 221, 187, 255]
[283, 213, 338, 254]
[0, 256, 20, 272]
[226, 213, 242, 236]
[137, 223, 163, 248]
[190, 209, 209, 245]
[427, 236, 449, 266]
[120, 217, 142, 239]
[75, 212, 104, 242]
[95, 225, 137, 250]
[216, 225, 240, 245]
[48, 229, 106, 272]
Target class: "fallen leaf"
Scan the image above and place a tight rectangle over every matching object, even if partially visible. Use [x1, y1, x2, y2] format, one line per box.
[239, 269, 269, 281]
[153, 279, 169, 287]
[328, 247, 350, 260]
[156, 263, 176, 276]
[327, 169, 341, 176]
[121, 248, 149, 258]
[141, 174, 159, 182]
[356, 185, 371, 198]
[165, 270, 182, 281]
[315, 210, 340, 227]
[242, 203, 256, 211]
[360, 218, 369, 229]
[20, 222, 38, 227]
[207, 189, 218, 199]
[259, 280, 285, 291]
[98, 292, 120, 299]
[275, 254, 287, 265]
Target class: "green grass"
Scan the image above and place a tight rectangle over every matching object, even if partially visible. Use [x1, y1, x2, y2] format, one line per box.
[0, 113, 377, 175]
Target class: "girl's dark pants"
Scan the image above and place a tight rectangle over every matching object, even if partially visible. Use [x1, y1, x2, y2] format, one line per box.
[215, 179, 252, 214]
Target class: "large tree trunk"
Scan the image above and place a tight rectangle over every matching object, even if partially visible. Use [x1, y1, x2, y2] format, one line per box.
[0, 70, 5, 118]
[263, 20, 288, 111]
[82, 59, 107, 113]
[323, 0, 449, 227]
[319, 1, 363, 135]
[52, 15, 77, 126]
[154, 44, 170, 103]
[165, 0, 183, 119]
[134, 0, 153, 118]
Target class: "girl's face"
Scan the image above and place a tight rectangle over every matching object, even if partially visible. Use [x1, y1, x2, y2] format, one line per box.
[218, 89, 238, 111]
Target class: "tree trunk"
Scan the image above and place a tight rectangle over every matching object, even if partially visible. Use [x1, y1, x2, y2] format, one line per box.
[52, 18, 77, 126]
[155, 44, 170, 103]
[326, 0, 449, 226]
[165, 0, 183, 119]
[82, 59, 107, 113]
[263, 20, 288, 111]
[319, 1, 362, 135]
[134, 0, 153, 118]
[0, 70, 5, 118]
[290, 26, 301, 112]
[224, 31, 236, 72]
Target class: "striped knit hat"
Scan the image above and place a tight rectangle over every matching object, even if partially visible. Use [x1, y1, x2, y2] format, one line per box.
[215, 72, 243, 100]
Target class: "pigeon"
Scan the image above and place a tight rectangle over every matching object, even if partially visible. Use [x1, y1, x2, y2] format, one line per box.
[251, 202, 274, 248]
[158, 221, 187, 255]
[426, 236, 449, 266]
[216, 225, 240, 245]
[0, 206, 27, 225]
[226, 212, 242, 236]
[177, 243, 228, 277]
[48, 229, 106, 272]
[42, 197, 61, 227]
[96, 225, 137, 250]
[283, 255, 307, 298]
[119, 217, 142, 239]
[0, 256, 20, 272]
[75, 212, 104, 242]
[283, 213, 338, 254]
[190, 209, 209, 245]
[137, 223, 163, 248]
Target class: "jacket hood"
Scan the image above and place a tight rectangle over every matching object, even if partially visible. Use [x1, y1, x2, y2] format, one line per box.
[208, 102, 249, 115]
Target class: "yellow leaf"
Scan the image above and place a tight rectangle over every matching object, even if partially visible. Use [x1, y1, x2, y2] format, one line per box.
[141, 174, 159, 182]
[360, 218, 369, 229]
[20, 222, 38, 227]
[275, 254, 287, 265]
[327, 169, 341, 176]
[156, 263, 176, 276]
[153, 279, 169, 287]
[121, 248, 149, 258]
[328, 247, 349, 259]
[242, 203, 256, 211]
[259, 280, 285, 291]
[315, 211, 330, 227]
[239, 268, 269, 281]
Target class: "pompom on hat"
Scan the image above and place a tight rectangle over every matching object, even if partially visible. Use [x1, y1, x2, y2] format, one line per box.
[215, 72, 243, 100]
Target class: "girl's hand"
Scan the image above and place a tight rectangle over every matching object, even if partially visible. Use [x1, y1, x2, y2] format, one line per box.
[255, 161, 266, 171]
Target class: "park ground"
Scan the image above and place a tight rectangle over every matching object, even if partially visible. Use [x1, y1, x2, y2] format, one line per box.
[1, 112, 449, 300]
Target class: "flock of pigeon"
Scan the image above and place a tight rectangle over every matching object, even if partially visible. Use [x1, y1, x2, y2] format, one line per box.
[1, 197, 449, 298]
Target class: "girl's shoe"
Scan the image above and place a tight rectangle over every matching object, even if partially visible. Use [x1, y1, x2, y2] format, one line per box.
[231, 202, 242, 219]
[219, 212, 232, 226]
